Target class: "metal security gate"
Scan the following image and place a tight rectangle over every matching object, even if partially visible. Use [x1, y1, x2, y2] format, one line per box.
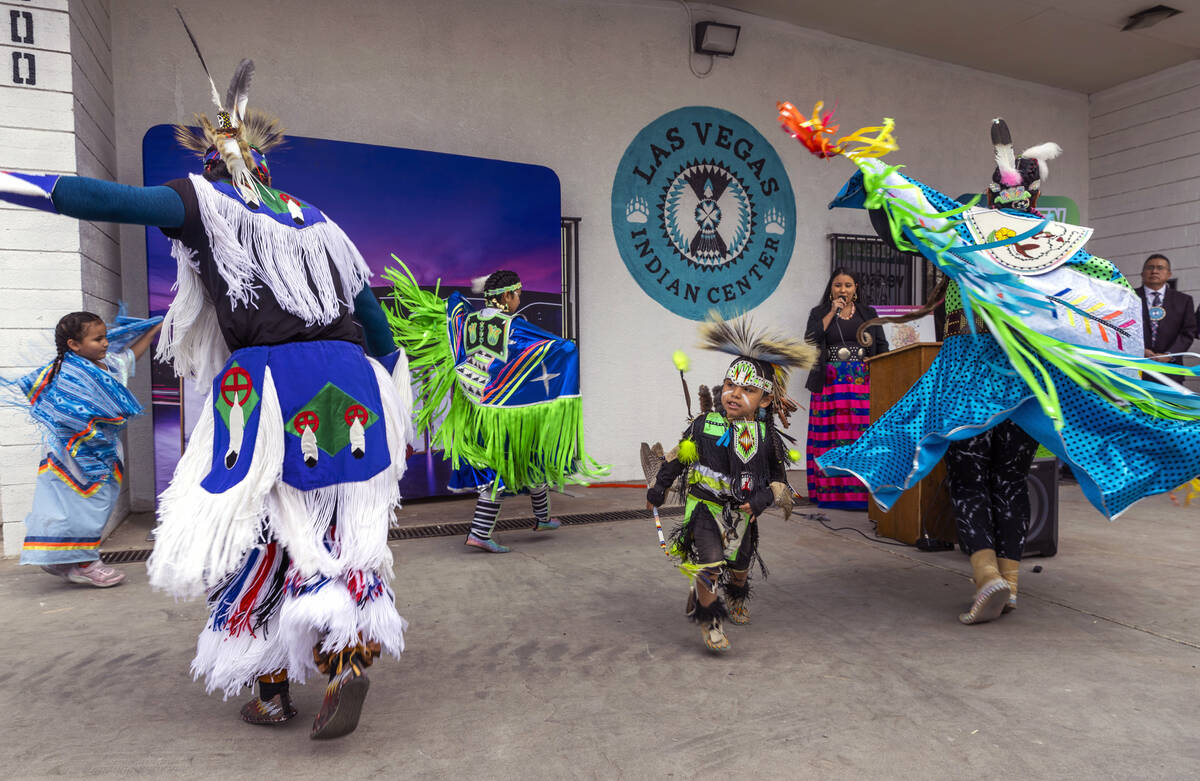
[561, 219, 580, 343]
[829, 233, 940, 306]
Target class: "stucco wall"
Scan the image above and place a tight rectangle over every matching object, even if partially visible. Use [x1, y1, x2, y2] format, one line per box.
[106, 0, 1089, 495]
[1089, 60, 1200, 300]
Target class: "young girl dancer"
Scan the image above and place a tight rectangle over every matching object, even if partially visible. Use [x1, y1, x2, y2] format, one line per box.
[18, 311, 160, 586]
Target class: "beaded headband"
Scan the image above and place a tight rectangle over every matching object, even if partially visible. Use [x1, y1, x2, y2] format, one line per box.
[726, 359, 773, 394]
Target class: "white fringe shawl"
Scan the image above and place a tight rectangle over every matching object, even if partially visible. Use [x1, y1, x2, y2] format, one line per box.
[147, 366, 286, 599]
[155, 241, 230, 389]
[187, 173, 372, 324]
[156, 174, 373, 389]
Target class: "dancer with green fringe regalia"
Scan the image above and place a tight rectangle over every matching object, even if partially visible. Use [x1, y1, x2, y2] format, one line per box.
[777, 100, 1200, 559]
[385, 262, 607, 553]
[646, 316, 814, 652]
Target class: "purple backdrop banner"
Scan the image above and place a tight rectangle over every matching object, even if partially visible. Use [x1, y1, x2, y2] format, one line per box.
[143, 125, 563, 501]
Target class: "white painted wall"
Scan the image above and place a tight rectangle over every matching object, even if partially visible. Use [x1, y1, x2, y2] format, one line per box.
[1089, 60, 1200, 302]
[95, 0, 1088, 499]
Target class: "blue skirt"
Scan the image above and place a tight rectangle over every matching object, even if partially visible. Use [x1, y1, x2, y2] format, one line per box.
[20, 454, 120, 565]
[817, 334, 1200, 519]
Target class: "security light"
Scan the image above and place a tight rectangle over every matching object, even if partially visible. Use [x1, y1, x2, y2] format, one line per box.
[1122, 5, 1181, 31]
[694, 21, 740, 56]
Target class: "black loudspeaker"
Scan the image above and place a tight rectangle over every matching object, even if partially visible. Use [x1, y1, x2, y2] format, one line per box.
[1022, 459, 1059, 557]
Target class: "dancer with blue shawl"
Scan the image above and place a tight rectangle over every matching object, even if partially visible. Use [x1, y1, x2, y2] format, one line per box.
[15, 311, 160, 587]
[778, 100, 1200, 622]
[385, 261, 607, 552]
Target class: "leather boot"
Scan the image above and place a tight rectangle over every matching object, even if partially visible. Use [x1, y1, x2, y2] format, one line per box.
[998, 557, 1020, 613]
[958, 549, 1011, 625]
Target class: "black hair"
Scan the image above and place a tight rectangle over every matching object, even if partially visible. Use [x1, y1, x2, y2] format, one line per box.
[1144, 253, 1171, 270]
[483, 269, 521, 309]
[816, 267, 869, 314]
[50, 311, 104, 381]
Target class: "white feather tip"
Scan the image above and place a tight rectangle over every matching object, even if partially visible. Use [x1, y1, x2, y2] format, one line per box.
[1020, 142, 1062, 161]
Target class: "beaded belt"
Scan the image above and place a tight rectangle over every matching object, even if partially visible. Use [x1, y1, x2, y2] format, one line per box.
[826, 345, 865, 362]
[944, 310, 989, 337]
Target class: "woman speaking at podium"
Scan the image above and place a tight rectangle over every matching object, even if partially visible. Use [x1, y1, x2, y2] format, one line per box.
[803, 268, 888, 509]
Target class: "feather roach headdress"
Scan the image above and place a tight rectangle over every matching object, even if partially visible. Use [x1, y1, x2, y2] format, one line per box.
[989, 118, 1061, 213]
[172, 11, 284, 208]
[697, 312, 817, 397]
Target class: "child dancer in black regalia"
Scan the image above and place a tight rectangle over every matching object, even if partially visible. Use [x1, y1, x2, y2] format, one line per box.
[647, 316, 814, 651]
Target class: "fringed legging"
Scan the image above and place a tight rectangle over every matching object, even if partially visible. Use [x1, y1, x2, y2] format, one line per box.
[469, 486, 550, 540]
[945, 420, 1038, 560]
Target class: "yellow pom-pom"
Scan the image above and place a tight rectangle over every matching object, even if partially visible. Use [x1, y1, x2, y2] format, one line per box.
[787, 448, 801, 464]
[672, 350, 690, 372]
[677, 438, 699, 465]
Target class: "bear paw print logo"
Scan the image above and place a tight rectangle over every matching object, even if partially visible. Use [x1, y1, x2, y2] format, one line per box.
[763, 207, 786, 235]
[625, 195, 650, 224]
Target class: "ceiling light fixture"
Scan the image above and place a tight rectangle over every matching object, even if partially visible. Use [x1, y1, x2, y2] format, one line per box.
[1121, 4, 1182, 31]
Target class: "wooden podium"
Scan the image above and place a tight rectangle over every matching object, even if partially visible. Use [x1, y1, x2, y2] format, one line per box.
[865, 343, 953, 545]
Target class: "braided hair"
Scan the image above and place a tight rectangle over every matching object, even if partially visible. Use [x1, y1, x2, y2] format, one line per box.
[475, 269, 521, 310]
[49, 311, 104, 382]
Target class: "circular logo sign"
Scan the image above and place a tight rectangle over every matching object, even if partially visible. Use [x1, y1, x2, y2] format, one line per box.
[611, 106, 795, 320]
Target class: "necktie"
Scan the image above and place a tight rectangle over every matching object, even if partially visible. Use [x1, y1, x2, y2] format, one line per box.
[1150, 290, 1161, 348]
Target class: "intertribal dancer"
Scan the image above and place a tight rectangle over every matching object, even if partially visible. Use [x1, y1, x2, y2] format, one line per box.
[647, 315, 814, 651]
[780, 100, 1200, 625]
[452, 271, 564, 553]
[0, 50, 412, 738]
[385, 261, 607, 552]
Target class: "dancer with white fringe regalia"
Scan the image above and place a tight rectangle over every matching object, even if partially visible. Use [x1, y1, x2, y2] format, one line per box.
[0, 26, 412, 738]
[384, 261, 608, 552]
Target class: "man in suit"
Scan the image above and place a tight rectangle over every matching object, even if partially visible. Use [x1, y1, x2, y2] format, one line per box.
[1138, 253, 1196, 364]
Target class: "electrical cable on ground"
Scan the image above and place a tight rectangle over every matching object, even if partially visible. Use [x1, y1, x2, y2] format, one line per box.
[797, 511, 912, 547]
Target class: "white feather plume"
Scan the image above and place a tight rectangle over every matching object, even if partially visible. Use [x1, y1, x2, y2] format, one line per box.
[1020, 142, 1062, 161]
[1021, 142, 1061, 185]
[470, 275, 489, 294]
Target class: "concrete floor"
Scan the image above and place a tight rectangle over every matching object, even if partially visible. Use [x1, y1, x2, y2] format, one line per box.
[1, 482, 1198, 780]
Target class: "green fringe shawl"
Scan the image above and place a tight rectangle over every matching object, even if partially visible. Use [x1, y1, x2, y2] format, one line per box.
[382, 257, 609, 491]
[854, 160, 1200, 429]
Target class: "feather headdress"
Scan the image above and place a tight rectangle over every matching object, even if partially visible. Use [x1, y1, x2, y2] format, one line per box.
[697, 311, 817, 397]
[989, 117, 1060, 195]
[172, 12, 284, 208]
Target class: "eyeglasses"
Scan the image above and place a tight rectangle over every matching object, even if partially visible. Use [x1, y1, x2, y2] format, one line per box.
[1144, 265, 1170, 272]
